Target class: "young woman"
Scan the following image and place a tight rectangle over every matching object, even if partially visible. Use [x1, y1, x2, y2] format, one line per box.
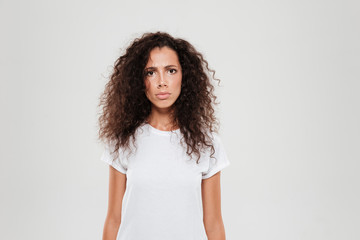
[98, 31, 230, 240]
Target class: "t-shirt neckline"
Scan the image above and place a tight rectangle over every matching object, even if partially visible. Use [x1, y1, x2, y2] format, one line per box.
[146, 123, 181, 136]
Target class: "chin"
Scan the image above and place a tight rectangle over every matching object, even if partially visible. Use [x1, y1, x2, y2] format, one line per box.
[152, 101, 175, 110]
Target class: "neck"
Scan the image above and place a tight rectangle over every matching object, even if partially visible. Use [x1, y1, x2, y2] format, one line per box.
[146, 109, 179, 131]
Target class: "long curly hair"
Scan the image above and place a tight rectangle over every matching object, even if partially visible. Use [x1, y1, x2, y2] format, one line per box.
[98, 31, 221, 164]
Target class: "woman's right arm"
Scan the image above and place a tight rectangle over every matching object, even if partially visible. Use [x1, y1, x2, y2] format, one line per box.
[102, 165, 127, 240]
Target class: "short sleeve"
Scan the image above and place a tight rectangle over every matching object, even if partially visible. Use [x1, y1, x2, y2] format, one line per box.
[100, 143, 127, 174]
[202, 133, 231, 179]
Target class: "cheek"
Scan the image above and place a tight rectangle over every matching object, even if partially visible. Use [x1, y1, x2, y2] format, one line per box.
[144, 80, 156, 99]
[144, 80, 151, 91]
[175, 75, 182, 90]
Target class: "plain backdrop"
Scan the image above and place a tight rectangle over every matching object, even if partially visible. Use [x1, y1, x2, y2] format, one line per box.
[0, 0, 359, 239]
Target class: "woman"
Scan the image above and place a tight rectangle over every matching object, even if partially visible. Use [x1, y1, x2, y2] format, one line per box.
[98, 31, 230, 240]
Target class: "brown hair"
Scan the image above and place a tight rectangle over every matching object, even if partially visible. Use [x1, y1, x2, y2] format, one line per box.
[98, 31, 221, 163]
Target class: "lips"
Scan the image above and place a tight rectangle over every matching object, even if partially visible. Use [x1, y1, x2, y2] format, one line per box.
[156, 92, 171, 100]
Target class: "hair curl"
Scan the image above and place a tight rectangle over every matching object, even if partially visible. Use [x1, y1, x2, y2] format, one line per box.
[98, 31, 221, 164]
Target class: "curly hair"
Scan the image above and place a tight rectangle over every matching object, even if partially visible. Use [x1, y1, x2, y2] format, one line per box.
[98, 31, 221, 164]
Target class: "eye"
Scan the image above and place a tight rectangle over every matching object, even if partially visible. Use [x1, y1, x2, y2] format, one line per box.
[146, 71, 154, 76]
[169, 69, 177, 74]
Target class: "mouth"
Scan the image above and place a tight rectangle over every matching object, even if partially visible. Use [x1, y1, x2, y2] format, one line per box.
[156, 93, 171, 100]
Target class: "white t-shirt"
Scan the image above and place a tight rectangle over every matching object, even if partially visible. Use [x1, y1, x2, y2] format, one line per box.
[100, 122, 230, 240]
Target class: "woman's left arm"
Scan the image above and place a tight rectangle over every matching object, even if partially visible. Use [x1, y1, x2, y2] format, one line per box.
[201, 171, 227, 240]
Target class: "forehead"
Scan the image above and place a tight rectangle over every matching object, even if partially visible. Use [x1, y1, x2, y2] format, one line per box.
[145, 46, 180, 67]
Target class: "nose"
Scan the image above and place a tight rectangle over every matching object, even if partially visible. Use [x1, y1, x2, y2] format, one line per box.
[157, 71, 167, 88]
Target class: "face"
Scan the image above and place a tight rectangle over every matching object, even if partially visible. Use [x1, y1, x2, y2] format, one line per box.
[144, 46, 182, 111]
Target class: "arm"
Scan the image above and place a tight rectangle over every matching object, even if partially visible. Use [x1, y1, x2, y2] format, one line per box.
[102, 166, 127, 240]
[201, 171, 227, 240]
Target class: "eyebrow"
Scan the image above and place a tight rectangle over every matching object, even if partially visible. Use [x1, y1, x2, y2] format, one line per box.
[145, 65, 179, 70]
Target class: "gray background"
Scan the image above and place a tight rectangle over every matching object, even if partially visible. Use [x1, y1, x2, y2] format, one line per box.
[1, 0, 359, 239]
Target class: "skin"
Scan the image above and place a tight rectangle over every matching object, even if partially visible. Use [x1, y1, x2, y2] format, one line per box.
[102, 166, 126, 240]
[202, 172, 227, 240]
[102, 46, 226, 240]
[144, 46, 182, 131]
